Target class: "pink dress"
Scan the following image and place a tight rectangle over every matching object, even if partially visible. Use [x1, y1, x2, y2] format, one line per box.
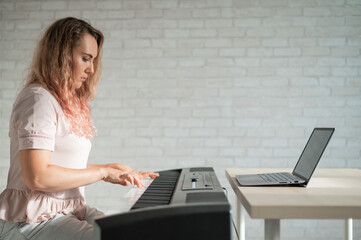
[0, 84, 92, 223]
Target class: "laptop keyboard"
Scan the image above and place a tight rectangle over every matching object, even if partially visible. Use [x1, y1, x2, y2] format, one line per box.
[259, 172, 297, 183]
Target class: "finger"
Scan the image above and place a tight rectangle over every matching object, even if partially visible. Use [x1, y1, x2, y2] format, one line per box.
[140, 171, 159, 179]
[124, 174, 134, 185]
[139, 171, 149, 177]
[138, 171, 149, 178]
[149, 172, 159, 179]
[133, 176, 144, 188]
[121, 179, 130, 186]
[130, 175, 136, 185]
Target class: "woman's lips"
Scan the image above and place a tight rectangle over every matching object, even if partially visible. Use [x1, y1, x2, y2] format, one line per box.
[81, 77, 87, 82]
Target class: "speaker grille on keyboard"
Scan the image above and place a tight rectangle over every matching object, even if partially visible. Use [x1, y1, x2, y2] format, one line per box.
[190, 167, 214, 172]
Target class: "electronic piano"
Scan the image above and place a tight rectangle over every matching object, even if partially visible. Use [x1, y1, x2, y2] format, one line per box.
[94, 167, 231, 240]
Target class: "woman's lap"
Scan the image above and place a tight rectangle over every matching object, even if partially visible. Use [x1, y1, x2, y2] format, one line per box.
[0, 206, 104, 240]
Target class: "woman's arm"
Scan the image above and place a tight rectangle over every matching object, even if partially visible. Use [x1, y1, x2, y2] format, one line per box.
[87, 163, 134, 172]
[20, 149, 154, 192]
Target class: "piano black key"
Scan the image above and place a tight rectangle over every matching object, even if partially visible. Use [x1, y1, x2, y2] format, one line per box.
[137, 195, 172, 201]
[149, 181, 176, 185]
[146, 187, 174, 191]
[135, 199, 170, 204]
[131, 204, 168, 209]
[152, 179, 176, 182]
[144, 191, 173, 195]
[139, 191, 172, 196]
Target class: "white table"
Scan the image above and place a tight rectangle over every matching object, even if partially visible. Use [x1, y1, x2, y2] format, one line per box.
[225, 168, 361, 240]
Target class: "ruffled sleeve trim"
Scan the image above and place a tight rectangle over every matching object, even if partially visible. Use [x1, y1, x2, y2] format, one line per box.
[0, 189, 87, 224]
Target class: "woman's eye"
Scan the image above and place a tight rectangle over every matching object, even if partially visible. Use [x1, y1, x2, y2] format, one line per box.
[83, 57, 90, 62]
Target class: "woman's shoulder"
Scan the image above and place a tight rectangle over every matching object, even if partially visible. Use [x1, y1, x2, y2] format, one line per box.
[16, 84, 59, 103]
[13, 84, 62, 115]
[19, 84, 55, 100]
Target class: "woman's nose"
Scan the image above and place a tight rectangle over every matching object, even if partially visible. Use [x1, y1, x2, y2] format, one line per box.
[86, 63, 94, 75]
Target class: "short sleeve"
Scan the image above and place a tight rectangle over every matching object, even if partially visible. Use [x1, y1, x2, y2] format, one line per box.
[12, 87, 57, 151]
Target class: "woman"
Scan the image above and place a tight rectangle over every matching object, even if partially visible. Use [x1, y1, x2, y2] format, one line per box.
[0, 17, 158, 239]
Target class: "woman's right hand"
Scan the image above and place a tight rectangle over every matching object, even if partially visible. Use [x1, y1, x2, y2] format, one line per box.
[102, 168, 144, 188]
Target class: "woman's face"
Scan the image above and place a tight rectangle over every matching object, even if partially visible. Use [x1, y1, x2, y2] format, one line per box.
[72, 33, 98, 89]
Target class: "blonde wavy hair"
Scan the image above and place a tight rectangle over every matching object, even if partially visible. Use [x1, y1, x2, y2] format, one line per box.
[25, 17, 104, 139]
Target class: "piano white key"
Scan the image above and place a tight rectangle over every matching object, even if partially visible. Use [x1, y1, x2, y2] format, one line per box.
[124, 177, 154, 204]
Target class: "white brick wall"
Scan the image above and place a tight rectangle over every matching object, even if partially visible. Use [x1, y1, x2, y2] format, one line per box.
[1, 0, 361, 239]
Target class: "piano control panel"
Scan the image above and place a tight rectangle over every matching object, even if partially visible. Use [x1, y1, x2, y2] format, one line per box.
[172, 167, 227, 205]
[182, 172, 213, 190]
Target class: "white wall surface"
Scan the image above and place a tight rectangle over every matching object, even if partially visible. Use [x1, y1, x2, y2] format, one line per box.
[1, 0, 360, 239]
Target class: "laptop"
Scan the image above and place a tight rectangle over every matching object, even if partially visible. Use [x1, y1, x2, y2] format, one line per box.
[236, 128, 335, 187]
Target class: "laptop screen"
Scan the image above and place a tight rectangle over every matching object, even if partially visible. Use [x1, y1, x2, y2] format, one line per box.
[293, 128, 334, 181]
